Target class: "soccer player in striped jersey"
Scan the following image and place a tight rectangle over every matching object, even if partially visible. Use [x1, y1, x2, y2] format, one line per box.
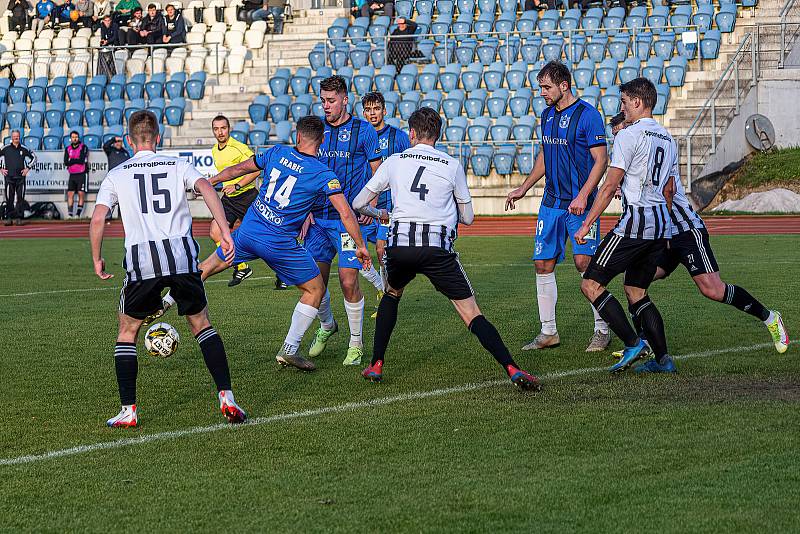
[607, 119, 789, 359]
[505, 61, 612, 354]
[304, 75, 382, 366]
[575, 78, 676, 374]
[89, 110, 247, 428]
[361, 91, 411, 317]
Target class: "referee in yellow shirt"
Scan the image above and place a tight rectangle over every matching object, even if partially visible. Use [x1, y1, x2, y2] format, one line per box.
[208, 115, 261, 286]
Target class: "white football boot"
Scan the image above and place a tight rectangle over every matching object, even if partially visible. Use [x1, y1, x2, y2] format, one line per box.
[107, 405, 138, 428]
[218, 390, 248, 424]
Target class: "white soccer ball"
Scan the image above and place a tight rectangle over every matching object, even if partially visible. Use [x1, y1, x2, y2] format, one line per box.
[144, 323, 180, 358]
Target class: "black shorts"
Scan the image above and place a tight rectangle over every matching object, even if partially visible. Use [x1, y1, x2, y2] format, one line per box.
[385, 246, 474, 301]
[119, 273, 207, 320]
[658, 228, 720, 278]
[67, 173, 87, 193]
[584, 233, 667, 289]
[222, 188, 258, 227]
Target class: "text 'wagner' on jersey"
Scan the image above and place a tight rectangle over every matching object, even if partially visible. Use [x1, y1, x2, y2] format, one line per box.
[611, 117, 679, 240]
[315, 115, 381, 220]
[95, 150, 204, 282]
[364, 144, 471, 252]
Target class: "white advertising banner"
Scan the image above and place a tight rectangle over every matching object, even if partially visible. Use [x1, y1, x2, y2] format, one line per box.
[15, 151, 110, 193]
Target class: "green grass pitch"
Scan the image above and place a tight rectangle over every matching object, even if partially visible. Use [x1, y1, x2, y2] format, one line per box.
[1, 235, 798, 533]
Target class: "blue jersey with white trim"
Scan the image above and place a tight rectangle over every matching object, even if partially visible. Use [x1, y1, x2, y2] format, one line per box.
[315, 115, 381, 220]
[540, 98, 607, 209]
[242, 144, 342, 236]
[374, 124, 410, 210]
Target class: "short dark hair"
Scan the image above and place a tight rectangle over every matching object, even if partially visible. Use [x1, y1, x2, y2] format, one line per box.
[296, 115, 325, 144]
[537, 61, 571, 89]
[620, 77, 657, 111]
[128, 110, 159, 144]
[408, 107, 441, 141]
[211, 115, 230, 127]
[147, 3, 157, 8]
[70, 130, 80, 137]
[319, 75, 348, 96]
[609, 112, 626, 128]
[361, 91, 385, 109]
[132, 6, 142, 13]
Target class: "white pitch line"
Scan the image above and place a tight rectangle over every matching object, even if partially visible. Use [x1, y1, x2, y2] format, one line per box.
[0, 341, 777, 467]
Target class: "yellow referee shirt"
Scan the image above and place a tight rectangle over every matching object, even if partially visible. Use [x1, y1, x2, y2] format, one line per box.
[212, 137, 256, 197]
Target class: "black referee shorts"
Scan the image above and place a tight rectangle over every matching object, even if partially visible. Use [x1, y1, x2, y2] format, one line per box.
[657, 228, 720, 278]
[385, 246, 474, 301]
[584, 233, 667, 289]
[222, 188, 258, 227]
[119, 273, 207, 320]
[67, 173, 87, 193]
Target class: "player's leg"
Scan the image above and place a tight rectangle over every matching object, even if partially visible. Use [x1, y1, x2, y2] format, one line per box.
[77, 175, 86, 216]
[359, 222, 386, 294]
[219, 197, 253, 287]
[525, 205, 565, 350]
[66, 186, 75, 218]
[305, 220, 340, 357]
[335, 221, 370, 366]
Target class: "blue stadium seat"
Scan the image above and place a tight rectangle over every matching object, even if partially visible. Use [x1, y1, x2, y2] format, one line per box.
[625, 5, 647, 30]
[445, 116, 467, 141]
[457, 0, 476, 15]
[269, 95, 291, 122]
[665, 57, 688, 87]
[517, 15, 536, 39]
[442, 95, 464, 119]
[396, 65, 418, 93]
[437, 0, 454, 17]
[648, 6, 669, 31]
[25, 109, 43, 129]
[586, 37, 607, 63]
[353, 70, 375, 95]
[603, 6, 626, 36]
[125, 80, 144, 100]
[516, 150, 534, 174]
[464, 88, 487, 118]
[477, 42, 497, 66]
[461, 68, 482, 92]
[531, 96, 547, 117]
[417, 64, 439, 93]
[537, 10, 559, 38]
[600, 87, 621, 116]
[542, 38, 563, 62]
[636, 32, 653, 60]
[505, 69, 526, 91]
[308, 49, 326, 70]
[105, 81, 124, 102]
[565, 36, 586, 64]
[165, 99, 186, 126]
[370, 48, 386, 68]
[581, 7, 604, 36]
[509, 88, 531, 117]
[654, 84, 670, 115]
[493, 150, 515, 175]
[269, 69, 290, 96]
[498, 36, 520, 64]
[9, 84, 27, 104]
[670, 5, 693, 30]
[249, 95, 270, 123]
[573, 59, 595, 89]
[103, 106, 123, 126]
[165, 73, 187, 99]
[716, 4, 738, 33]
[273, 120, 292, 144]
[375, 65, 397, 93]
[43, 133, 62, 150]
[396, 0, 412, 18]
[467, 116, 490, 141]
[47, 80, 67, 104]
[470, 146, 493, 176]
[618, 57, 640, 84]
[608, 35, 630, 62]
[65, 105, 85, 128]
[483, 69, 504, 92]
[487, 88, 509, 118]
[28, 78, 47, 104]
[490, 116, 513, 142]
[290, 97, 312, 121]
[349, 48, 368, 69]
[455, 44, 476, 65]
[144, 80, 164, 100]
[596, 59, 618, 89]
[23, 135, 41, 150]
[439, 64, 461, 92]
[433, 42, 455, 66]
[45, 109, 64, 128]
[498, 0, 516, 12]
[642, 58, 664, 85]
[398, 98, 418, 121]
[290, 75, 310, 96]
[84, 107, 104, 127]
[653, 33, 676, 60]
[512, 114, 536, 140]
[701, 30, 722, 59]
[693, 5, 714, 32]
[64, 76, 85, 103]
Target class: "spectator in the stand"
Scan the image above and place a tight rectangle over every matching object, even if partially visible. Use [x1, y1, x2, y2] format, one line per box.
[1, 131, 36, 227]
[32, 0, 56, 33]
[73, 0, 94, 28]
[100, 13, 120, 45]
[350, 0, 367, 18]
[387, 16, 417, 69]
[93, 0, 112, 29]
[354, 0, 394, 19]
[57, 0, 76, 25]
[122, 6, 144, 45]
[138, 3, 165, 45]
[64, 130, 89, 218]
[238, 0, 261, 22]
[162, 3, 187, 44]
[523, 0, 555, 10]
[251, 0, 285, 34]
[113, 0, 140, 25]
[8, 0, 32, 32]
[103, 135, 130, 170]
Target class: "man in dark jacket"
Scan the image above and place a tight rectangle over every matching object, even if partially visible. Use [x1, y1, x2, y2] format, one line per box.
[387, 17, 417, 69]
[162, 3, 186, 44]
[64, 130, 89, 218]
[102, 135, 130, 170]
[138, 3, 164, 45]
[8, 0, 32, 31]
[99, 13, 120, 45]
[1, 130, 37, 226]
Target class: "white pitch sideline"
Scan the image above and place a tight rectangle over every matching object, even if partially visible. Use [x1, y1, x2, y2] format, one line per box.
[0, 342, 777, 467]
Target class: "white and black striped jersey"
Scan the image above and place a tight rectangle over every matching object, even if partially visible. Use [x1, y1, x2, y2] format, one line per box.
[95, 150, 204, 282]
[363, 143, 471, 251]
[610, 118, 678, 240]
[669, 174, 705, 235]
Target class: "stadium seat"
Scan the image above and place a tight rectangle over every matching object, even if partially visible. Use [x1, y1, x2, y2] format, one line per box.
[512, 114, 536, 141]
[493, 150, 515, 175]
[269, 69, 290, 97]
[487, 88, 509, 118]
[47, 77, 67, 104]
[43, 133, 62, 150]
[648, 6, 669, 31]
[186, 72, 207, 100]
[665, 57, 688, 87]
[516, 150, 534, 174]
[542, 39, 563, 62]
[467, 116, 490, 142]
[470, 146, 492, 176]
[531, 96, 547, 117]
[269, 95, 291, 122]
[465, 89, 487, 118]
[636, 32, 653, 60]
[439, 64, 461, 92]
[483, 70, 504, 92]
[653, 33, 676, 60]
[701, 30, 722, 59]
[642, 58, 664, 85]
[573, 59, 595, 89]
[45, 109, 64, 129]
[103, 107, 123, 127]
[375, 65, 397, 93]
[461, 68, 482, 92]
[586, 37, 607, 63]
[654, 84, 670, 115]
[25, 109, 44, 129]
[165, 101, 186, 126]
[671, 5, 693, 31]
[520, 40, 541, 63]
[600, 87, 621, 116]
[692, 5, 715, 33]
[596, 59, 618, 89]
[716, 4, 738, 34]
[290, 98, 312, 122]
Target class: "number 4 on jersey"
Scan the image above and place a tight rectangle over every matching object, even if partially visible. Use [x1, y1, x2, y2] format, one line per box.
[411, 166, 429, 201]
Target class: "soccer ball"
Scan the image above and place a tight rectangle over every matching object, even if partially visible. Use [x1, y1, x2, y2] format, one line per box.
[144, 323, 180, 358]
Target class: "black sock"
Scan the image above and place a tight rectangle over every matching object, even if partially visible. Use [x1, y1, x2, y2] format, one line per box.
[114, 342, 138, 405]
[723, 284, 770, 321]
[77, 204, 84, 215]
[372, 293, 400, 365]
[468, 315, 516, 369]
[630, 312, 644, 337]
[630, 296, 669, 362]
[196, 327, 232, 391]
[593, 290, 639, 347]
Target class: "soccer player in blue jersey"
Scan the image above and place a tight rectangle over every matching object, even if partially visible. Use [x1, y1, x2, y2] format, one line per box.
[161, 116, 371, 372]
[361, 91, 411, 317]
[304, 75, 383, 366]
[505, 61, 612, 353]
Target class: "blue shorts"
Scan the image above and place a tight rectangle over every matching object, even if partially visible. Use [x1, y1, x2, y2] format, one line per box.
[533, 205, 600, 263]
[376, 223, 390, 242]
[362, 221, 378, 244]
[216, 229, 320, 286]
[303, 218, 370, 269]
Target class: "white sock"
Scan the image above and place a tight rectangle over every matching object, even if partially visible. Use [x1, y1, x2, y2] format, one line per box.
[764, 310, 775, 325]
[344, 297, 365, 347]
[284, 302, 319, 354]
[580, 271, 609, 334]
[163, 292, 176, 307]
[536, 272, 558, 335]
[317, 289, 335, 330]
[360, 264, 385, 292]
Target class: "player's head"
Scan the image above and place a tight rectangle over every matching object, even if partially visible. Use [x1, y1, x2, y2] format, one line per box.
[319, 75, 349, 124]
[609, 112, 627, 136]
[147, 3, 157, 16]
[361, 92, 386, 129]
[127, 110, 160, 152]
[620, 77, 657, 122]
[212, 115, 230, 145]
[537, 61, 572, 107]
[408, 107, 441, 146]
[70, 131, 80, 145]
[10, 130, 20, 144]
[132, 6, 143, 18]
[296, 115, 326, 153]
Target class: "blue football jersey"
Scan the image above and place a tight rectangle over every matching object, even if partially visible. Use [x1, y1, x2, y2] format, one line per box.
[240, 145, 342, 236]
[540, 99, 607, 209]
[315, 115, 381, 220]
[374, 124, 410, 211]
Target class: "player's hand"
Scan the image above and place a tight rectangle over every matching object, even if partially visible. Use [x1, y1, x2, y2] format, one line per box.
[376, 240, 386, 266]
[1, 168, 7, 176]
[568, 194, 587, 216]
[614, 186, 622, 199]
[94, 258, 114, 280]
[298, 213, 314, 241]
[219, 233, 236, 264]
[505, 187, 525, 211]
[221, 185, 237, 195]
[21, 168, 29, 177]
[358, 214, 373, 225]
[356, 245, 372, 270]
[574, 224, 590, 246]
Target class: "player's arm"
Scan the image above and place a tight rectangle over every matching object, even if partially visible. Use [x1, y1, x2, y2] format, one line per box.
[209, 156, 259, 186]
[505, 151, 544, 210]
[221, 169, 260, 195]
[663, 176, 676, 212]
[575, 166, 624, 245]
[352, 186, 388, 223]
[89, 204, 114, 280]
[569, 144, 608, 216]
[194, 178, 235, 263]
[330, 192, 372, 270]
[454, 161, 474, 225]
